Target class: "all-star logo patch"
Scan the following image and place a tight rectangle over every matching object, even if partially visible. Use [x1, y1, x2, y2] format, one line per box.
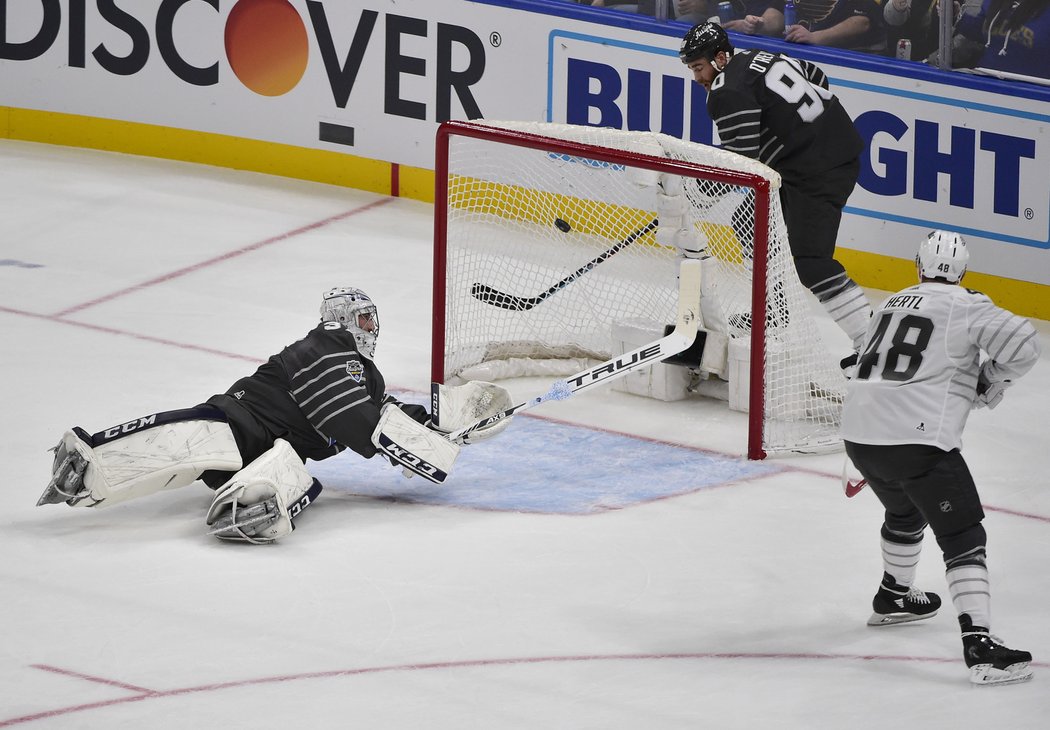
[346, 360, 365, 383]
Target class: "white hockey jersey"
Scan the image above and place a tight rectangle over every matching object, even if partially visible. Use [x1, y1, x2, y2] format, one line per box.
[840, 282, 1041, 450]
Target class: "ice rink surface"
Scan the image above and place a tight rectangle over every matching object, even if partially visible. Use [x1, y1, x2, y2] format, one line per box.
[2, 140, 1048, 728]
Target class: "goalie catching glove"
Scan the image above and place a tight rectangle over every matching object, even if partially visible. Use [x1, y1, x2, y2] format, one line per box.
[430, 381, 514, 444]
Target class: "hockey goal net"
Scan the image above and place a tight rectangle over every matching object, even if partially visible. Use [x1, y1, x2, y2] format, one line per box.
[432, 120, 845, 459]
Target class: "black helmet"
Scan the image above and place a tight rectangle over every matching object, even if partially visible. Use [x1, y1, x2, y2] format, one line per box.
[679, 22, 733, 64]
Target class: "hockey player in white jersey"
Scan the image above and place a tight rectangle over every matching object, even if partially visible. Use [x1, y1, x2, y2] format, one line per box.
[840, 230, 1041, 685]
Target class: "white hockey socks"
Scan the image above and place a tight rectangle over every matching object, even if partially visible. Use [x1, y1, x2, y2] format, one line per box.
[820, 281, 872, 348]
[881, 528, 924, 589]
[947, 563, 992, 631]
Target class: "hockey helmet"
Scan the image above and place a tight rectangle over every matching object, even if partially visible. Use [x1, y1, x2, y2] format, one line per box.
[320, 287, 380, 358]
[916, 230, 969, 283]
[679, 22, 734, 64]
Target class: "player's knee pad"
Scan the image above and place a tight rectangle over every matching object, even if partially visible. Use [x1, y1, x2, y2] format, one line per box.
[67, 420, 242, 509]
[938, 523, 988, 568]
[205, 439, 318, 544]
[868, 481, 926, 535]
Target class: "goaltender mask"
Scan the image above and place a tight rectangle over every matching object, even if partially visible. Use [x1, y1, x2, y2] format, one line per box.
[38, 287, 513, 544]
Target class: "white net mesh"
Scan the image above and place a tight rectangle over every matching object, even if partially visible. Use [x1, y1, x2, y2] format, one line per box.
[436, 121, 845, 456]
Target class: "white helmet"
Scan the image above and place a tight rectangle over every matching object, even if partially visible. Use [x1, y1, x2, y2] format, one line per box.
[916, 230, 969, 283]
[320, 287, 379, 359]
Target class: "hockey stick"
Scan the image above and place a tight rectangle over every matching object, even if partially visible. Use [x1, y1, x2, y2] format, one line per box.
[844, 478, 867, 498]
[841, 456, 867, 498]
[470, 219, 659, 311]
[447, 258, 702, 443]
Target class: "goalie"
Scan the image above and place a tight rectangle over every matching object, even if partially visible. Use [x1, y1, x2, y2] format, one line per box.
[37, 286, 513, 544]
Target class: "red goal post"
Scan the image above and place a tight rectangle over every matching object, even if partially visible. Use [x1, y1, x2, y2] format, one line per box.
[432, 120, 846, 459]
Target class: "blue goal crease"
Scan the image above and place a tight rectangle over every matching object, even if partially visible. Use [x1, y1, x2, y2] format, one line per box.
[308, 393, 779, 515]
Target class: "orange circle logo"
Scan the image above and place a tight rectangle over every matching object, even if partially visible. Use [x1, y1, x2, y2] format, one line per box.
[225, 0, 308, 97]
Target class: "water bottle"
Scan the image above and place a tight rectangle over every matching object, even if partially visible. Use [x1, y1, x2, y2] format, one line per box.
[783, 0, 796, 30]
[718, 1, 733, 22]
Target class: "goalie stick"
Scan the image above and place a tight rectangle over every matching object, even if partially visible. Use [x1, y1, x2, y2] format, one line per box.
[470, 219, 658, 311]
[447, 258, 703, 443]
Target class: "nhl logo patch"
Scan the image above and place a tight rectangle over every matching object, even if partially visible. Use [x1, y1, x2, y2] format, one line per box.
[346, 359, 365, 383]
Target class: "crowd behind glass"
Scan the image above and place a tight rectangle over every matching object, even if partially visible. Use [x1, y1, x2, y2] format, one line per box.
[558, 0, 1050, 85]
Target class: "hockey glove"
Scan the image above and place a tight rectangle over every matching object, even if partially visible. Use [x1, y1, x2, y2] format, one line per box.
[975, 374, 1010, 410]
[840, 351, 859, 380]
[372, 404, 460, 483]
[430, 381, 514, 444]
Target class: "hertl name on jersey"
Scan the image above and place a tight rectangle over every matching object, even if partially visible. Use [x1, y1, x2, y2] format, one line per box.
[885, 294, 925, 310]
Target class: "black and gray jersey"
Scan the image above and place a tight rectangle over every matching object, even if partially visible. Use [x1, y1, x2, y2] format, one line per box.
[208, 321, 427, 465]
[707, 49, 862, 181]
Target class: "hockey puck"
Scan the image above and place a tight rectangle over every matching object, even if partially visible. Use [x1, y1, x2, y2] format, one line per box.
[554, 218, 572, 233]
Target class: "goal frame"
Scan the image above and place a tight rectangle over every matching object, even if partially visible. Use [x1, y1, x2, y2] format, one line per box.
[432, 120, 774, 460]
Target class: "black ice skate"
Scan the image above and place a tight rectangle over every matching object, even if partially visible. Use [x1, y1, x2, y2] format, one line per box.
[867, 572, 941, 626]
[37, 428, 92, 506]
[960, 614, 1033, 685]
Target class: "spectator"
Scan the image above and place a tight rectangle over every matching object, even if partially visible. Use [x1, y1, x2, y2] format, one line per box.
[584, 0, 716, 21]
[953, 0, 1050, 80]
[675, 0, 716, 23]
[587, 0, 644, 11]
[883, 0, 943, 59]
[723, 0, 789, 35]
[785, 0, 888, 53]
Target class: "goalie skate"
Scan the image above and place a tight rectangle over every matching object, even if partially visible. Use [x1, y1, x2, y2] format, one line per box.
[207, 499, 282, 542]
[37, 430, 91, 506]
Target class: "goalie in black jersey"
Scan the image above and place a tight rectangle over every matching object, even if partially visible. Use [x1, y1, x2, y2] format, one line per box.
[679, 22, 872, 349]
[37, 287, 513, 544]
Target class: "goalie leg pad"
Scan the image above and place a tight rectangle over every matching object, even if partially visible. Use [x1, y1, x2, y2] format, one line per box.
[372, 404, 460, 482]
[430, 381, 514, 443]
[205, 439, 319, 544]
[39, 421, 242, 509]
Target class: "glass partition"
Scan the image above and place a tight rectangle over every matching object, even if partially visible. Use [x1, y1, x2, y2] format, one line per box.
[551, 0, 1050, 86]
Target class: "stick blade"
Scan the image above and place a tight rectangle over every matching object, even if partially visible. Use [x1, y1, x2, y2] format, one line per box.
[844, 479, 867, 498]
[470, 282, 535, 311]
